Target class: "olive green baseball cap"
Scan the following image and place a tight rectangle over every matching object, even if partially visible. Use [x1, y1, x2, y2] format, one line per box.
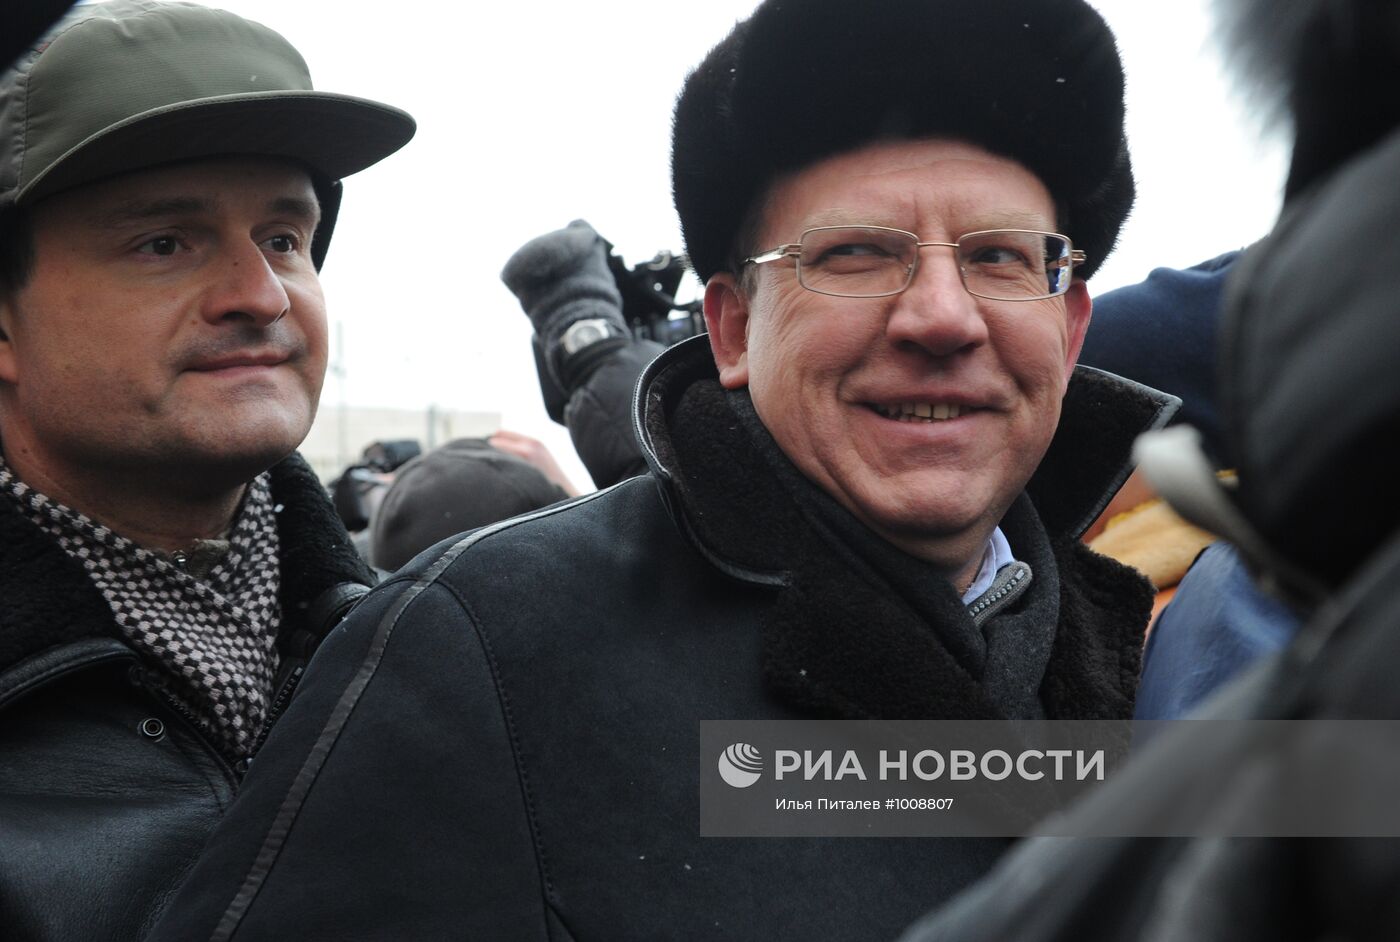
[0, 0, 415, 210]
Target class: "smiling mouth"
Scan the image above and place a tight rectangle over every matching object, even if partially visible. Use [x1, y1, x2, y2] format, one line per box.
[869, 402, 966, 423]
[188, 355, 289, 372]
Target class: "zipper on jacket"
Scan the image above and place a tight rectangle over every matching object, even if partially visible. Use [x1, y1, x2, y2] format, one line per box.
[966, 561, 1033, 628]
[245, 665, 305, 765]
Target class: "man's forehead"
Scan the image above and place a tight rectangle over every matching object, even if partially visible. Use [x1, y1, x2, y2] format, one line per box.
[43, 156, 321, 228]
[757, 138, 1057, 237]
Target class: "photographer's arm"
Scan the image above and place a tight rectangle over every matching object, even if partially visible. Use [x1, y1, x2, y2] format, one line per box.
[502, 220, 660, 489]
[562, 338, 663, 488]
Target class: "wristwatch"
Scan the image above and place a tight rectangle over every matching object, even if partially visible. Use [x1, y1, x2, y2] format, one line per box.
[560, 317, 625, 355]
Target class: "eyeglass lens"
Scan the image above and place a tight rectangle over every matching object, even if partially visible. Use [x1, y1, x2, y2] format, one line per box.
[796, 227, 1072, 300]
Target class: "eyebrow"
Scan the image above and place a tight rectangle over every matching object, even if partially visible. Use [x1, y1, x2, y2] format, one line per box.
[95, 197, 212, 227]
[804, 209, 875, 228]
[269, 195, 322, 223]
[968, 211, 1054, 231]
[800, 208, 1055, 233]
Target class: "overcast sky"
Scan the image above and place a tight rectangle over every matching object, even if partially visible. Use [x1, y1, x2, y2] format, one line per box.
[202, 0, 1287, 488]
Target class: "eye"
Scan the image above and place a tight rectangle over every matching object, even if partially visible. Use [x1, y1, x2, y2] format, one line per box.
[262, 233, 299, 254]
[809, 241, 902, 269]
[965, 244, 1031, 267]
[825, 242, 891, 257]
[137, 235, 182, 256]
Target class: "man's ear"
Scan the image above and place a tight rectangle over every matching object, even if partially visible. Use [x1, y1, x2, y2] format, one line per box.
[704, 273, 751, 389]
[1061, 279, 1092, 391]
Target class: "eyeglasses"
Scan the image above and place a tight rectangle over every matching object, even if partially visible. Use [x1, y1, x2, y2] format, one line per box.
[743, 225, 1086, 301]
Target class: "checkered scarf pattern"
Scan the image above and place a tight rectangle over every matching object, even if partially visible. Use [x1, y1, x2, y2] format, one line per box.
[0, 463, 282, 761]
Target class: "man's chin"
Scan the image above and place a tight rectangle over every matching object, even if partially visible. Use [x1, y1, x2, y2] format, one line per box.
[163, 420, 310, 487]
[843, 485, 1006, 567]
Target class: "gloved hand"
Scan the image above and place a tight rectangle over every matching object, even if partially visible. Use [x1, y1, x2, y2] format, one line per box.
[500, 220, 628, 380]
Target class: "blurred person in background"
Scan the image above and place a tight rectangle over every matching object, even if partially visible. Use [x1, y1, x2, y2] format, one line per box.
[369, 436, 571, 571]
[331, 431, 576, 569]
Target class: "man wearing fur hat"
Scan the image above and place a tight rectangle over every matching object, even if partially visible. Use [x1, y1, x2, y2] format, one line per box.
[147, 1, 1172, 939]
[0, 2, 413, 938]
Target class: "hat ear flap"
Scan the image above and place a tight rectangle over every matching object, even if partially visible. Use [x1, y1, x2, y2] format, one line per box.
[311, 178, 342, 272]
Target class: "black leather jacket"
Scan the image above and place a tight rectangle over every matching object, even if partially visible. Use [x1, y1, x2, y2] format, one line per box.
[0, 454, 373, 942]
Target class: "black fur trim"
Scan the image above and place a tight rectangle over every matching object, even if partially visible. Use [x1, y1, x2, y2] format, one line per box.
[0, 492, 114, 671]
[672, 0, 1132, 282]
[1041, 539, 1152, 719]
[660, 370, 1150, 720]
[269, 453, 376, 645]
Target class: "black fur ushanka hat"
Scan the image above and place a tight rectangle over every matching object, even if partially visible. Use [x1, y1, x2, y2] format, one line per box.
[671, 0, 1134, 283]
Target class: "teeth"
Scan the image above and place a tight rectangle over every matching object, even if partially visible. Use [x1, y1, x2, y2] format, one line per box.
[876, 402, 965, 422]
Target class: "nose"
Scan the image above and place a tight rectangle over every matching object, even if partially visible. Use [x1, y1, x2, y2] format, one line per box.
[883, 246, 989, 357]
[201, 239, 292, 328]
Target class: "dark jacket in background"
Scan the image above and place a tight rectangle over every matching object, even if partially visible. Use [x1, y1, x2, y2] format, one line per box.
[563, 337, 663, 488]
[1133, 541, 1299, 723]
[0, 454, 373, 942]
[1080, 249, 1238, 465]
[148, 337, 1174, 941]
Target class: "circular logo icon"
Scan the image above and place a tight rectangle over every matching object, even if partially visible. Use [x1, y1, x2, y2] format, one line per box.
[718, 743, 763, 788]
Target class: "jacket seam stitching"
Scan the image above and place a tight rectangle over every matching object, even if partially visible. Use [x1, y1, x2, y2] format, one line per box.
[441, 578, 562, 916]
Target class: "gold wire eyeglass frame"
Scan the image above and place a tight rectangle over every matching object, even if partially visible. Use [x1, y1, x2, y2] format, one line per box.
[743, 225, 1088, 301]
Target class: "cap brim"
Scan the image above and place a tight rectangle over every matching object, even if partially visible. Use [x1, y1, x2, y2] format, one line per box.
[17, 90, 416, 204]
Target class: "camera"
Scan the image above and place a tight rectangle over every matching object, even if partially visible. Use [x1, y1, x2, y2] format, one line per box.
[605, 246, 705, 347]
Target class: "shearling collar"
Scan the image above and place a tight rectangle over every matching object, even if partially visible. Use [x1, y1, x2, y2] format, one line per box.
[635, 337, 1176, 720]
[0, 453, 372, 676]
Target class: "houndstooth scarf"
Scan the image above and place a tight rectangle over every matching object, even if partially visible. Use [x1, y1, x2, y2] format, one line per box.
[0, 462, 282, 761]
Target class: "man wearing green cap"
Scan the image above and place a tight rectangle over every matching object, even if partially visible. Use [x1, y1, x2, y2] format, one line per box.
[0, 2, 413, 938]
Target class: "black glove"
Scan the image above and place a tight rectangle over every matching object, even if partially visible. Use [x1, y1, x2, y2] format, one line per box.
[501, 220, 629, 390]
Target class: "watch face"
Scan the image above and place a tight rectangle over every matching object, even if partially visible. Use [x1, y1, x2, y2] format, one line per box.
[562, 319, 612, 354]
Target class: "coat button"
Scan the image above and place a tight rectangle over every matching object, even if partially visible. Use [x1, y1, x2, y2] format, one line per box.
[139, 718, 166, 741]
